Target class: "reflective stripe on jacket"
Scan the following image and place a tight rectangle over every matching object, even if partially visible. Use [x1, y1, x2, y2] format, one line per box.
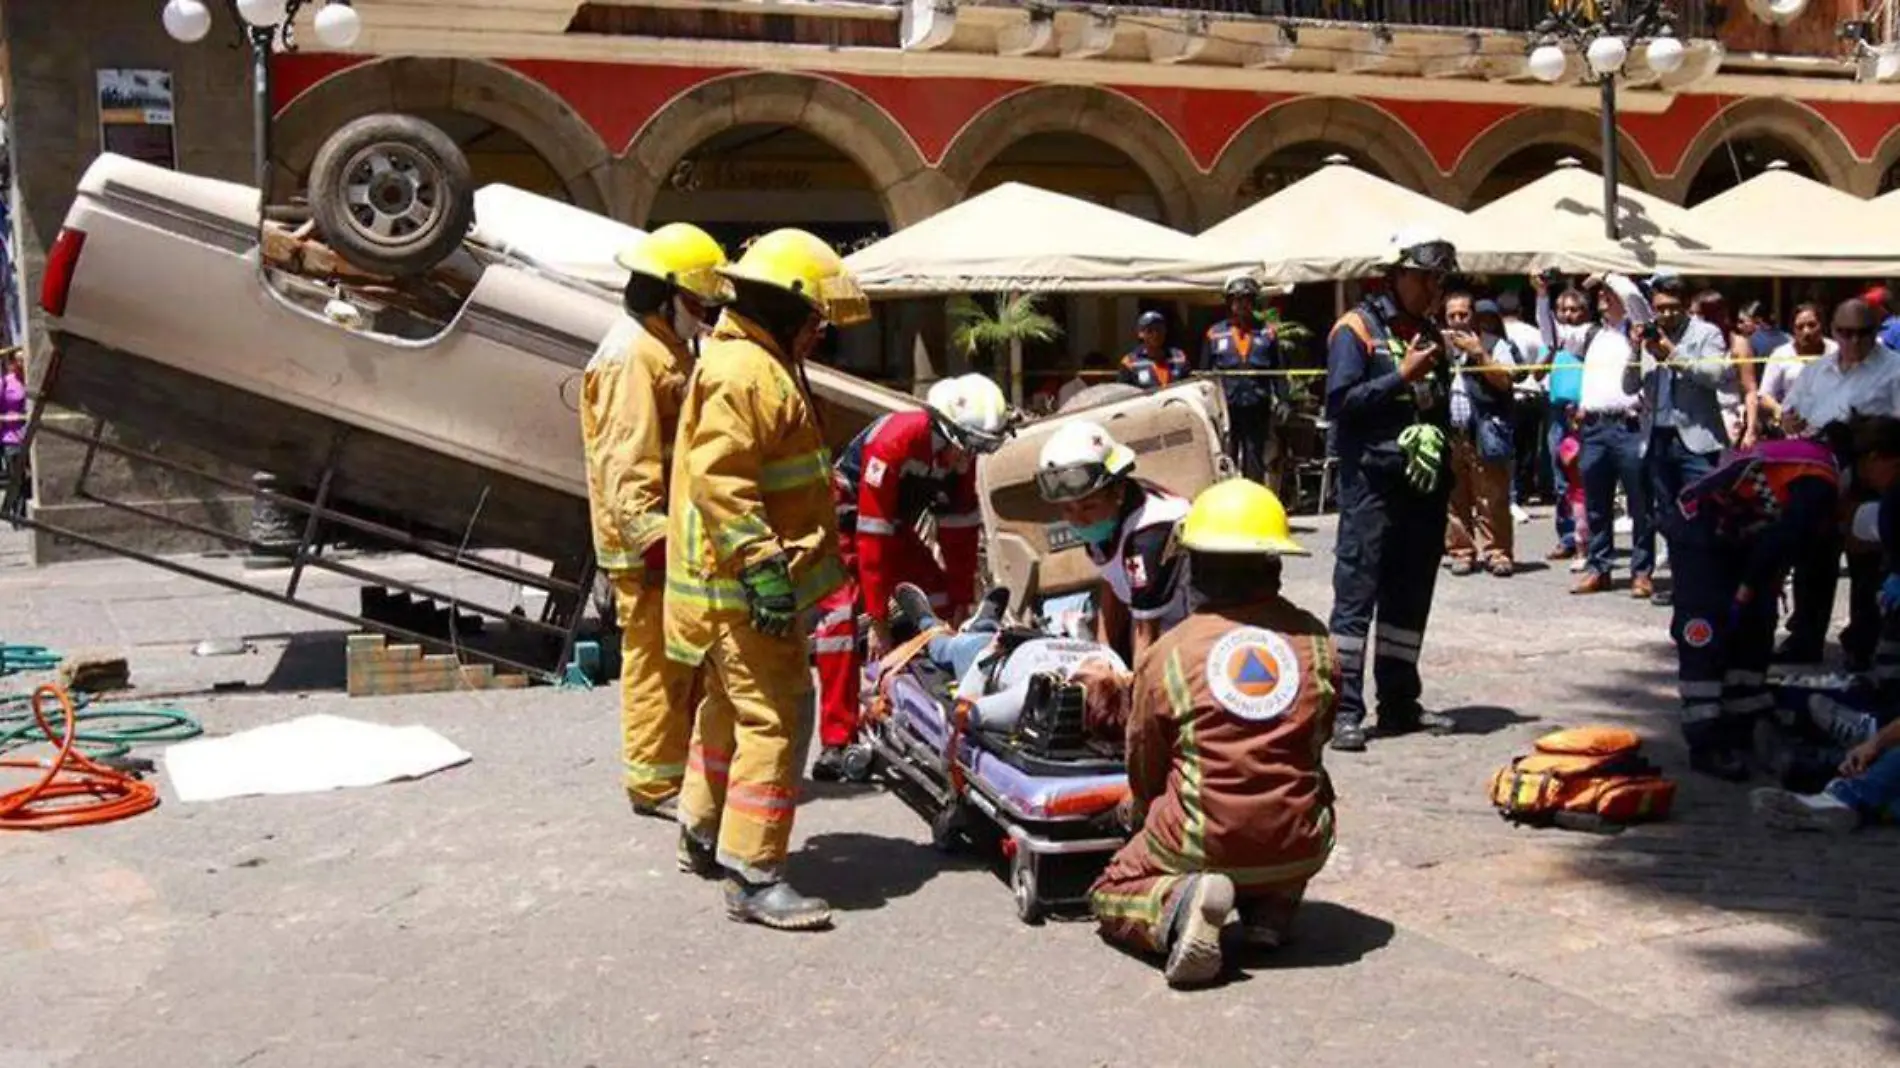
[664, 311, 847, 664]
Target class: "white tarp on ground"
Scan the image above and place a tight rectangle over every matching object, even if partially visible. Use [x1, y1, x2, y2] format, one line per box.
[164, 714, 471, 802]
[469, 185, 644, 291]
[844, 182, 1255, 296]
[1449, 164, 1718, 276]
[1202, 162, 1468, 283]
[1682, 168, 1897, 277]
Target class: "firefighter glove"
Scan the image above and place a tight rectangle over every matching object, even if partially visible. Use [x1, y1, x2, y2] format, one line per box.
[739, 555, 798, 637]
[1398, 423, 1447, 495]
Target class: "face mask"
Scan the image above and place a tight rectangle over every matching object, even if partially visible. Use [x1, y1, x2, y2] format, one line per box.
[669, 296, 705, 342]
[1074, 518, 1120, 546]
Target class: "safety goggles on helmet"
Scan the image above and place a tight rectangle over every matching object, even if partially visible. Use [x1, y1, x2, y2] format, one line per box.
[936, 413, 1011, 455]
[1223, 276, 1261, 299]
[1035, 461, 1119, 503]
[1394, 240, 1459, 275]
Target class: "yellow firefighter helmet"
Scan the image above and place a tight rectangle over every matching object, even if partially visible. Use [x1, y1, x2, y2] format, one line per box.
[719, 228, 871, 327]
[614, 223, 735, 306]
[1179, 478, 1307, 556]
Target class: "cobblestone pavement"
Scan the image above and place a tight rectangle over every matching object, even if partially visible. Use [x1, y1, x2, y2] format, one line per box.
[2, 515, 1896, 1068]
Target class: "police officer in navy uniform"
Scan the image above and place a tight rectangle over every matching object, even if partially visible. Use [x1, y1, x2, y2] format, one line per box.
[1119, 311, 1192, 391]
[1324, 228, 1459, 752]
[1202, 273, 1282, 483]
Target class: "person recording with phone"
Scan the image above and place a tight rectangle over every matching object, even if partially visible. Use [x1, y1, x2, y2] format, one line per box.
[1568, 274, 1657, 599]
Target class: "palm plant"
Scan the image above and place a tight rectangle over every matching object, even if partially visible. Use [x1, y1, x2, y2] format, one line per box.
[947, 293, 1062, 362]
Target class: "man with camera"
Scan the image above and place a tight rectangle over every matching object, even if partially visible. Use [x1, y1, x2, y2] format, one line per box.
[1641, 275, 1734, 606]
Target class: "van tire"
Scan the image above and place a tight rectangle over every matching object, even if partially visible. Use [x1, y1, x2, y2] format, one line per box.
[1057, 382, 1145, 414]
[309, 114, 475, 278]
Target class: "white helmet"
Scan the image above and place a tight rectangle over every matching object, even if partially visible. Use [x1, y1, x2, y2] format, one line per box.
[1386, 225, 1459, 274]
[925, 373, 1012, 453]
[1036, 420, 1136, 503]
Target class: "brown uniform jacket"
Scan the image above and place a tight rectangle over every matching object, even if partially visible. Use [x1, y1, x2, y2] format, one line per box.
[1125, 597, 1339, 884]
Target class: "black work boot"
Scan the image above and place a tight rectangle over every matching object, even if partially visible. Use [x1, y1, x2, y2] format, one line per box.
[724, 877, 833, 931]
[628, 791, 680, 821]
[970, 585, 1011, 631]
[1376, 707, 1456, 738]
[1330, 720, 1368, 753]
[1162, 873, 1234, 988]
[1689, 747, 1752, 783]
[677, 831, 718, 878]
[889, 582, 935, 642]
[811, 746, 849, 782]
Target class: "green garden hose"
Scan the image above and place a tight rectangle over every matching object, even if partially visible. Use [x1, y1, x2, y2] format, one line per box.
[1, 643, 62, 677]
[0, 690, 202, 760]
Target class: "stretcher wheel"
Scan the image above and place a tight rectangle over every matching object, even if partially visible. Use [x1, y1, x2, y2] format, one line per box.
[930, 803, 968, 854]
[1011, 853, 1044, 925]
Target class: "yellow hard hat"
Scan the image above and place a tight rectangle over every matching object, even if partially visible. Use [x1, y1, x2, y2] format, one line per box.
[719, 228, 871, 327]
[614, 223, 735, 305]
[1179, 478, 1307, 556]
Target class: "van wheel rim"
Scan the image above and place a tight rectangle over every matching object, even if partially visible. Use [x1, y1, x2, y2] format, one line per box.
[340, 142, 445, 248]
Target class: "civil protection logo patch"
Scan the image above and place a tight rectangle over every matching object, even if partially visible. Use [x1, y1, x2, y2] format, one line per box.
[1205, 626, 1301, 722]
[1683, 618, 1714, 649]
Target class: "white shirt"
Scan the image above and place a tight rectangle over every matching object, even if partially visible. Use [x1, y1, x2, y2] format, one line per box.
[1783, 344, 1900, 429]
[1056, 377, 1087, 407]
[1759, 340, 1836, 404]
[1504, 319, 1546, 395]
[1579, 320, 1642, 415]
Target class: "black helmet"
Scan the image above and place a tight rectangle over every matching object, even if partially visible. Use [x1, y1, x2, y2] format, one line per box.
[1223, 272, 1261, 299]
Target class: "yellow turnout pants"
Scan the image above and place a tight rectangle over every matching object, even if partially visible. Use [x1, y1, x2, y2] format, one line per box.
[613, 572, 696, 806]
[678, 620, 814, 883]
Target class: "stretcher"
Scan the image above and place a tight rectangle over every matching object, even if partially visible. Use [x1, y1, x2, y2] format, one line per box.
[860, 636, 1129, 924]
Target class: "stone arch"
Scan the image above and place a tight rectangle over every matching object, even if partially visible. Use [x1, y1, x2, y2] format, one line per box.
[273, 57, 614, 214]
[622, 71, 944, 228]
[936, 85, 1203, 230]
[1210, 97, 1446, 214]
[1866, 125, 1900, 197]
[1450, 107, 1656, 208]
[1666, 97, 1855, 204]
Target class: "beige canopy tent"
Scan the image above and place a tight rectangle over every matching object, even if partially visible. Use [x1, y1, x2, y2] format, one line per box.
[1202, 161, 1467, 282]
[1449, 163, 1717, 276]
[1682, 166, 1896, 277]
[842, 182, 1256, 296]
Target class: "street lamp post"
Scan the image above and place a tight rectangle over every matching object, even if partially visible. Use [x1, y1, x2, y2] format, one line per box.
[160, 0, 364, 566]
[1528, 1, 1685, 241]
[160, 0, 364, 195]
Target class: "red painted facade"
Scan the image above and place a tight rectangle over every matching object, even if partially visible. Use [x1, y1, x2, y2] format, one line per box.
[272, 53, 1900, 185]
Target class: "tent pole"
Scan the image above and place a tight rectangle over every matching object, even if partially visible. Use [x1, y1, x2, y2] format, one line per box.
[1008, 290, 1025, 405]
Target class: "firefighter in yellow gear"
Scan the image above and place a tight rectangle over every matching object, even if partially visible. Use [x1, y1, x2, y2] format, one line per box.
[665, 228, 869, 931]
[582, 223, 734, 819]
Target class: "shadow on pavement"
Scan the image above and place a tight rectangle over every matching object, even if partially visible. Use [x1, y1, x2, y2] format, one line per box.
[259, 631, 350, 692]
[1439, 705, 1540, 736]
[1546, 664, 1900, 1050]
[1244, 901, 1395, 971]
[792, 831, 968, 912]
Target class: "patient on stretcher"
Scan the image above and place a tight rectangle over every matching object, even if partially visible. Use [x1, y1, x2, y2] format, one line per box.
[889, 582, 1131, 745]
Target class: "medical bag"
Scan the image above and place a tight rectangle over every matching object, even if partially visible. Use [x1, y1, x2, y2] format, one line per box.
[1487, 727, 1677, 831]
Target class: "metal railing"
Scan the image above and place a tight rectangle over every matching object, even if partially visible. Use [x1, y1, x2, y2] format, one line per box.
[1081, 1, 1719, 37]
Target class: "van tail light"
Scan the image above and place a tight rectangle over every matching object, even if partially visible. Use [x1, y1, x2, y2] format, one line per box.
[41, 228, 87, 317]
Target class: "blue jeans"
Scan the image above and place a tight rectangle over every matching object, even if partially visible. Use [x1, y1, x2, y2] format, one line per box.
[1828, 747, 1900, 823]
[1648, 429, 1717, 551]
[1547, 404, 1576, 551]
[1580, 416, 1653, 578]
[927, 630, 995, 679]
